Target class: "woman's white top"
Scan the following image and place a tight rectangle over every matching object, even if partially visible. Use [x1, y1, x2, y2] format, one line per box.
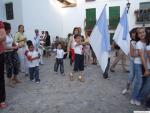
[6, 34, 13, 48]
[134, 41, 146, 64]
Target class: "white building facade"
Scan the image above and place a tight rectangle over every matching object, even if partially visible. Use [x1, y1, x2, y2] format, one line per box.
[0, 0, 150, 41]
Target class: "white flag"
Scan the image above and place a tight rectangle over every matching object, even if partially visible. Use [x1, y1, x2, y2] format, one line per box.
[89, 6, 110, 73]
[113, 8, 130, 55]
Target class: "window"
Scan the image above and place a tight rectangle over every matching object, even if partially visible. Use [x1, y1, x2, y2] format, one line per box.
[85, 8, 96, 32]
[134, 2, 150, 25]
[135, 2, 150, 24]
[109, 6, 120, 29]
[140, 2, 150, 9]
[5, 2, 14, 20]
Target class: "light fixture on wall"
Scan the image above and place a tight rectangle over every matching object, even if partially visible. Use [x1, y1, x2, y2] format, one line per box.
[126, 0, 131, 13]
[85, 0, 96, 2]
[57, 0, 77, 8]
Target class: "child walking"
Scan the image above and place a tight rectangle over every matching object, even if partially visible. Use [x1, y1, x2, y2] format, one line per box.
[26, 43, 40, 83]
[70, 34, 85, 82]
[54, 42, 66, 76]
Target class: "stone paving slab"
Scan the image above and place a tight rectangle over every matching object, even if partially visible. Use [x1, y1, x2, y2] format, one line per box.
[0, 55, 146, 113]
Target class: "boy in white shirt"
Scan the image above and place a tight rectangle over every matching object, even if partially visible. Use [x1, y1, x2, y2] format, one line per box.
[54, 42, 66, 76]
[27, 43, 40, 83]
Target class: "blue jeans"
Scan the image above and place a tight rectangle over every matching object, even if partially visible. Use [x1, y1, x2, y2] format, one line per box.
[128, 58, 135, 83]
[54, 58, 64, 74]
[132, 64, 143, 100]
[29, 66, 40, 82]
[138, 77, 150, 102]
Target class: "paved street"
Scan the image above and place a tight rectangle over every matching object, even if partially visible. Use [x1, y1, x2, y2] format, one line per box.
[1, 55, 146, 113]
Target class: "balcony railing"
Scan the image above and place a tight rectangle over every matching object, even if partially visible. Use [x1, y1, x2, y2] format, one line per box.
[134, 9, 150, 24]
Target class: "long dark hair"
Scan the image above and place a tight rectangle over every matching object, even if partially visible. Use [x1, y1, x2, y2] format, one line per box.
[3, 22, 11, 31]
[45, 31, 50, 36]
[74, 34, 80, 39]
[134, 27, 141, 42]
[18, 25, 24, 32]
[145, 27, 150, 45]
[130, 28, 136, 40]
[73, 27, 79, 35]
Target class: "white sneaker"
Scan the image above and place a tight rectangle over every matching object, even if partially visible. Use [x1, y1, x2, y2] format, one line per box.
[31, 79, 34, 82]
[36, 81, 40, 84]
[130, 99, 135, 105]
[135, 100, 141, 106]
[122, 89, 128, 95]
[70, 73, 73, 76]
[40, 62, 44, 65]
[146, 107, 150, 110]
[55, 72, 58, 74]
[61, 73, 65, 76]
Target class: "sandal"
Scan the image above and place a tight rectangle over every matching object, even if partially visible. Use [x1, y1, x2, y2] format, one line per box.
[8, 79, 15, 88]
[0, 103, 7, 109]
[78, 76, 85, 82]
[8, 82, 15, 88]
[110, 68, 115, 72]
[12, 78, 22, 84]
[69, 73, 76, 81]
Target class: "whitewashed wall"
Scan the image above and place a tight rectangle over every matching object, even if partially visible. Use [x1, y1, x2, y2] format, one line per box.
[21, 0, 63, 41]
[61, 0, 150, 37]
[2, 0, 23, 37]
[0, 0, 150, 40]
[0, 0, 5, 20]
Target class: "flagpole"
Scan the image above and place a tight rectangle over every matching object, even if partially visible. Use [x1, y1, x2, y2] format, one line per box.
[126, 0, 131, 13]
